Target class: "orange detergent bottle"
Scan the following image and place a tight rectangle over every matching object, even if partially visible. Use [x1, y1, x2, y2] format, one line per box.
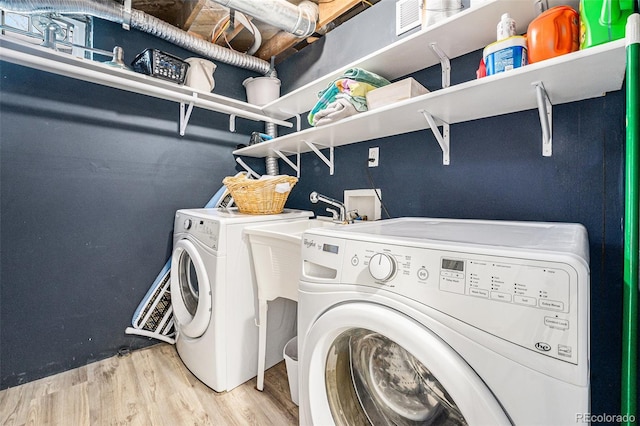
[527, 6, 580, 63]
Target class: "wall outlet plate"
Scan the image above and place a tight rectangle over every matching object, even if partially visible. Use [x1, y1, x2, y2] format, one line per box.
[369, 147, 379, 167]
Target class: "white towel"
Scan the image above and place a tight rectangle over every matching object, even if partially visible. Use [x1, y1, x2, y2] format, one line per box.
[313, 97, 359, 127]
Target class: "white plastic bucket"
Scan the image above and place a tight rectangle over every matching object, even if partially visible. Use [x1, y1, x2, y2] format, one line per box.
[483, 36, 528, 76]
[283, 336, 299, 406]
[243, 76, 281, 106]
[184, 58, 216, 92]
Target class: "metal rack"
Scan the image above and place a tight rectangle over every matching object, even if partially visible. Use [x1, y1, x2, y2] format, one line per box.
[232, 0, 626, 176]
[0, 35, 293, 135]
[234, 38, 626, 175]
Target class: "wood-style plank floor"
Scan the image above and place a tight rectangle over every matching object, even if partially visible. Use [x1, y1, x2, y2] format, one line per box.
[0, 343, 299, 425]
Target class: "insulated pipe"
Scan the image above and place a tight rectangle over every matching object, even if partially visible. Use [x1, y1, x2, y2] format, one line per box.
[622, 13, 639, 426]
[264, 121, 279, 176]
[211, 0, 319, 38]
[0, 0, 273, 75]
[233, 11, 261, 56]
[130, 10, 271, 74]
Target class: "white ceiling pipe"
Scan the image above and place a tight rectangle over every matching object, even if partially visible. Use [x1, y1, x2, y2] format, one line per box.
[212, 0, 319, 38]
[0, 0, 274, 74]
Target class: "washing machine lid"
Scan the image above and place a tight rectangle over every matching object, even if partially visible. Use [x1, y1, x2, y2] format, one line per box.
[301, 302, 511, 426]
[170, 238, 213, 338]
[308, 217, 589, 265]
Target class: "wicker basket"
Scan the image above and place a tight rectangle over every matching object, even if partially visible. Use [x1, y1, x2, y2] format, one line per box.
[223, 174, 298, 214]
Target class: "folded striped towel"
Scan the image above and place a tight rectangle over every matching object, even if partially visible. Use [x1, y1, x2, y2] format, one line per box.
[342, 68, 391, 88]
[308, 68, 390, 126]
[313, 96, 359, 127]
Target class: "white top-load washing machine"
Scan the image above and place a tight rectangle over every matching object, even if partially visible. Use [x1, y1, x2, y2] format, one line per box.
[171, 208, 312, 392]
[298, 218, 590, 425]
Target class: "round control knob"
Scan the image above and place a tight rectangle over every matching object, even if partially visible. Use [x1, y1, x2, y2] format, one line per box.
[368, 253, 397, 282]
[184, 219, 192, 230]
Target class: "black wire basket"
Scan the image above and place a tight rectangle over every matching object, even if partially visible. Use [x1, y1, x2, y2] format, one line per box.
[131, 48, 189, 84]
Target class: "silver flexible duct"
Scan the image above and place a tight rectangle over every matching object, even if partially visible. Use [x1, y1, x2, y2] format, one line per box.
[0, 0, 273, 74]
[212, 0, 318, 38]
[130, 10, 272, 74]
[264, 121, 279, 176]
[0, 0, 124, 22]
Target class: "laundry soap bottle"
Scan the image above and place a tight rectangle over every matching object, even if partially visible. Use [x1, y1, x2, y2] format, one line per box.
[483, 13, 527, 76]
[497, 13, 516, 40]
[579, 0, 635, 49]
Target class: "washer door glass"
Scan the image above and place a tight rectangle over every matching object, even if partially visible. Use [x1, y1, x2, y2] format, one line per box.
[326, 328, 466, 425]
[300, 302, 511, 426]
[170, 239, 213, 338]
[177, 250, 200, 316]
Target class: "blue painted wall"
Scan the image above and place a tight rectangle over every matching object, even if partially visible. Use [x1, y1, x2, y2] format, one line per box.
[0, 20, 262, 388]
[1, 0, 636, 420]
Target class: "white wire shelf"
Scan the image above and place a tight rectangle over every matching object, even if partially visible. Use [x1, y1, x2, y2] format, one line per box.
[261, 0, 540, 121]
[234, 39, 626, 173]
[0, 36, 293, 134]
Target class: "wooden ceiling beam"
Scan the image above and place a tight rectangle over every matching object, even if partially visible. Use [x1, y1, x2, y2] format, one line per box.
[255, 0, 363, 61]
[318, 0, 366, 24]
[179, 0, 206, 31]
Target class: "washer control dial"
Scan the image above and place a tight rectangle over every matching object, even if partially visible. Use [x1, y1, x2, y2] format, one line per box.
[184, 219, 192, 230]
[368, 253, 397, 282]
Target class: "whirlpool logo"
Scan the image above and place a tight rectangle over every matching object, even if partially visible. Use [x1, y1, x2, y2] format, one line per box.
[535, 342, 551, 352]
[303, 238, 316, 248]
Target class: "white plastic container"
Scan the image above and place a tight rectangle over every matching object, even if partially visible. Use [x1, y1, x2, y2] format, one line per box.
[283, 336, 299, 406]
[422, 0, 462, 27]
[243, 76, 281, 106]
[496, 12, 516, 41]
[483, 36, 527, 76]
[184, 58, 216, 92]
[366, 77, 429, 110]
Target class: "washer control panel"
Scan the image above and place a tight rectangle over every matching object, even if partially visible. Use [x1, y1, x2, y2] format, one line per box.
[175, 213, 220, 250]
[437, 257, 570, 313]
[301, 234, 586, 365]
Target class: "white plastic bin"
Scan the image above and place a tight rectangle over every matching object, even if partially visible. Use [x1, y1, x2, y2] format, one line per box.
[283, 336, 299, 406]
[243, 76, 281, 106]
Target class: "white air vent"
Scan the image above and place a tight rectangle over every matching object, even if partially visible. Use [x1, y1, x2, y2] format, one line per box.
[396, 0, 421, 36]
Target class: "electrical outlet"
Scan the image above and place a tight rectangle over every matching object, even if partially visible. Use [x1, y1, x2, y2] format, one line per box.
[368, 147, 379, 167]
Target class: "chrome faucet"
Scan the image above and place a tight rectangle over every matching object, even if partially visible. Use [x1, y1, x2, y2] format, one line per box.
[310, 191, 347, 223]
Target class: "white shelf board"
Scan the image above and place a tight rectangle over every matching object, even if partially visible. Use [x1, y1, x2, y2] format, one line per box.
[234, 39, 626, 159]
[261, 0, 538, 120]
[0, 36, 292, 128]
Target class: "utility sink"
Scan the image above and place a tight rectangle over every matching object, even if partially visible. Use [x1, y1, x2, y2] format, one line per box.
[245, 218, 338, 245]
[244, 218, 340, 302]
[244, 217, 341, 396]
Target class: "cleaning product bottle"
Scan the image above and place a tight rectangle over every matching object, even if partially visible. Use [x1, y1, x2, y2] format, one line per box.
[527, 6, 580, 63]
[579, 0, 635, 49]
[497, 13, 516, 40]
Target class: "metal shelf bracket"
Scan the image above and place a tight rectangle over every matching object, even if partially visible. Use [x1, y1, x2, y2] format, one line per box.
[420, 110, 450, 165]
[122, 0, 132, 30]
[179, 93, 197, 136]
[235, 157, 261, 178]
[229, 114, 236, 132]
[273, 149, 301, 178]
[532, 81, 552, 156]
[293, 113, 302, 132]
[304, 141, 334, 175]
[278, 109, 302, 132]
[429, 42, 451, 89]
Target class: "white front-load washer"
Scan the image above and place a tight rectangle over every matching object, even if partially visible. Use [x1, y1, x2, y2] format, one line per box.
[298, 218, 590, 425]
[170, 207, 312, 392]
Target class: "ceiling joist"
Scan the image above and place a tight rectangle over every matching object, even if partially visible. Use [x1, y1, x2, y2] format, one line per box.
[135, 0, 378, 63]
